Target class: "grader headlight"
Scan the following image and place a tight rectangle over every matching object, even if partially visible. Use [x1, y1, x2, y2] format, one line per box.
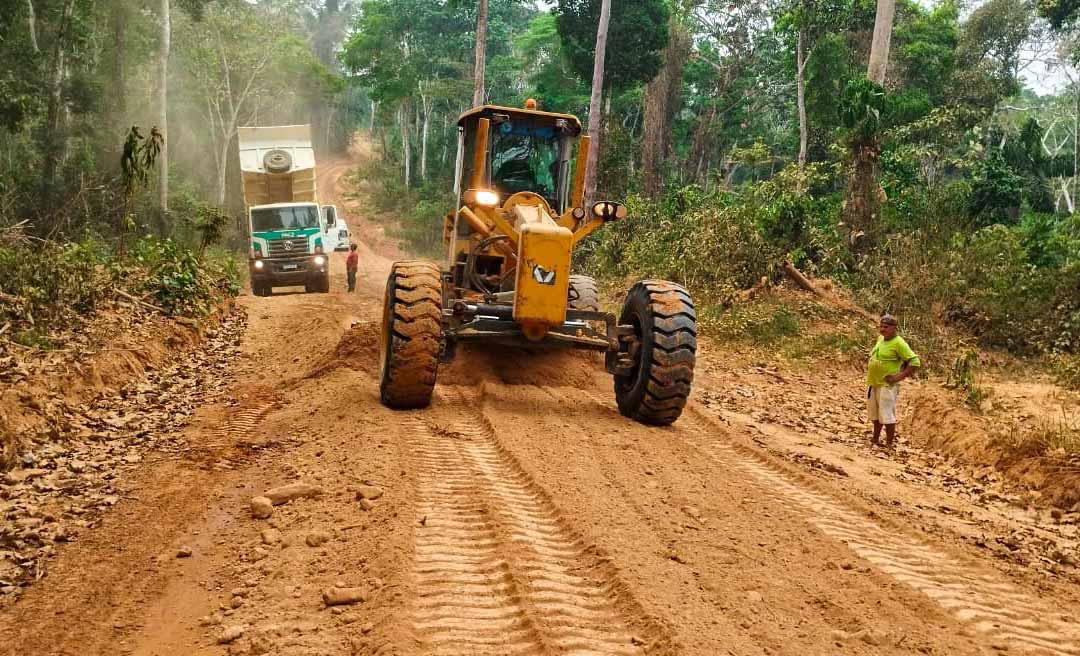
[472, 189, 500, 207]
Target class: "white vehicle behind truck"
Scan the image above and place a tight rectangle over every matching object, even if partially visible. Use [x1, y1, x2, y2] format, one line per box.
[239, 125, 340, 296]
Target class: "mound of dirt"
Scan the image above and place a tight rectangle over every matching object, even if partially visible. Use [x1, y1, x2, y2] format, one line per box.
[909, 385, 1080, 509]
[303, 320, 382, 379]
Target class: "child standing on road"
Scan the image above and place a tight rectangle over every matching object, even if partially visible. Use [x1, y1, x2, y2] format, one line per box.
[866, 314, 921, 450]
[346, 244, 359, 292]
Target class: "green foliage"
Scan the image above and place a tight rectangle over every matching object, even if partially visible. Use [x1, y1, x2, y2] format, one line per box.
[554, 0, 670, 91]
[0, 234, 237, 345]
[701, 303, 801, 345]
[0, 240, 117, 336]
[1056, 353, 1080, 390]
[969, 153, 1024, 226]
[132, 238, 238, 316]
[840, 77, 888, 146]
[945, 348, 990, 409]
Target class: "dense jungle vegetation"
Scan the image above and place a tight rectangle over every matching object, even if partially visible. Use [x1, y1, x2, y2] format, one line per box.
[1, 0, 1079, 380]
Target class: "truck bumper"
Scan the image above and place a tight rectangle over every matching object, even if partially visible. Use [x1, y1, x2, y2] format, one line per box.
[249, 256, 328, 287]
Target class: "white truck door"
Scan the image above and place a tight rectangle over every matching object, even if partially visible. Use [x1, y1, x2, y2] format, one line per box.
[321, 205, 338, 252]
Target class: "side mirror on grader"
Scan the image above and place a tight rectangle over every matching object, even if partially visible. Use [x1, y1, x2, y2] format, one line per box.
[378, 101, 697, 425]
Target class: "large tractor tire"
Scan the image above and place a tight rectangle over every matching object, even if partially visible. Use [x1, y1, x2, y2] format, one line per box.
[379, 260, 443, 409]
[568, 274, 599, 311]
[317, 270, 331, 293]
[614, 281, 696, 426]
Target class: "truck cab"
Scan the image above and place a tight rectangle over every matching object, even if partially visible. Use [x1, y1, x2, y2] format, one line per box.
[248, 202, 330, 295]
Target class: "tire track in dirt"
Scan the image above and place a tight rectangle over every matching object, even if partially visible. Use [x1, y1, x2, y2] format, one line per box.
[408, 416, 545, 655]
[670, 405, 1080, 655]
[407, 387, 659, 655]
[213, 401, 279, 440]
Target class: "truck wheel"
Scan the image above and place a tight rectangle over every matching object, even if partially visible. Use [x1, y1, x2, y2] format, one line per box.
[568, 274, 599, 311]
[318, 271, 330, 293]
[379, 260, 443, 409]
[613, 281, 696, 426]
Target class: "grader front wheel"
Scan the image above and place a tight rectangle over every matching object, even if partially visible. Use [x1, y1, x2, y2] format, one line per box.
[614, 281, 697, 426]
[379, 260, 443, 409]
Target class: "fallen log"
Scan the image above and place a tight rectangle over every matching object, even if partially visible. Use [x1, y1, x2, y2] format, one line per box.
[782, 260, 877, 324]
[114, 288, 167, 315]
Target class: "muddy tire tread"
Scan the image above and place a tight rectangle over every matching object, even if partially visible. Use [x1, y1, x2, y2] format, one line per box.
[380, 260, 443, 409]
[615, 280, 697, 426]
[568, 274, 600, 312]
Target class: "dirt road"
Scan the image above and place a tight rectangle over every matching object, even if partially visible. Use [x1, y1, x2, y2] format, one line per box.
[2, 156, 1079, 656]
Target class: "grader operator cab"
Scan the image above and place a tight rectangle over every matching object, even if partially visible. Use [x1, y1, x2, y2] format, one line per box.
[378, 102, 697, 425]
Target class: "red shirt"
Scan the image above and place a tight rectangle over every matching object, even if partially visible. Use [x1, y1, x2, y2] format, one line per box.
[346, 251, 359, 271]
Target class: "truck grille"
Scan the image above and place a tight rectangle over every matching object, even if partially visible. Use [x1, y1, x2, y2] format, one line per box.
[265, 237, 309, 258]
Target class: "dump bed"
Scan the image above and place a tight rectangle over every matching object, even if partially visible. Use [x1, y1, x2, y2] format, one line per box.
[238, 125, 318, 207]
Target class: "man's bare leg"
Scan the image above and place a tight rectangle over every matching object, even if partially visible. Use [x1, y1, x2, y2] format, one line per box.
[884, 423, 897, 448]
[872, 420, 882, 446]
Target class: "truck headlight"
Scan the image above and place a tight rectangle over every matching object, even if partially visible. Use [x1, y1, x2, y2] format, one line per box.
[474, 190, 499, 207]
[314, 255, 326, 266]
[253, 260, 264, 270]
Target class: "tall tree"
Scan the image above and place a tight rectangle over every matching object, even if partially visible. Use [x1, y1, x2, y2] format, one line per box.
[867, 0, 896, 84]
[642, 13, 691, 196]
[555, 0, 669, 94]
[40, 0, 75, 206]
[474, 0, 488, 105]
[159, 0, 171, 213]
[584, 0, 612, 202]
[782, 0, 852, 170]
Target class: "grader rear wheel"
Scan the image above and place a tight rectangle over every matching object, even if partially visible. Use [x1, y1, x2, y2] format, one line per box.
[568, 274, 599, 311]
[379, 260, 443, 409]
[614, 281, 697, 426]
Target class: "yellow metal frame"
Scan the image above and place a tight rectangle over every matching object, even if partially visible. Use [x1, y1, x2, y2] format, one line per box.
[446, 103, 627, 334]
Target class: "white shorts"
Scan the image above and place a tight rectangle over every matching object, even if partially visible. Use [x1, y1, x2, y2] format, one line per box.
[867, 385, 899, 424]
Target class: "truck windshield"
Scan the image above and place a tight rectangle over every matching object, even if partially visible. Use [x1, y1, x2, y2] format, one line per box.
[490, 123, 559, 206]
[251, 206, 319, 231]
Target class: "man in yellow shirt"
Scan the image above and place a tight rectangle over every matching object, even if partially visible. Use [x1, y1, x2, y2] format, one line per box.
[867, 314, 921, 449]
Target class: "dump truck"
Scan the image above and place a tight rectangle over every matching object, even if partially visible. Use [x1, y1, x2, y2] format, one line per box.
[378, 101, 697, 425]
[239, 125, 337, 296]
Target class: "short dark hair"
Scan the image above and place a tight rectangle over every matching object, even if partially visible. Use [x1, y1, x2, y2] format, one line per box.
[880, 314, 898, 326]
[350, 243, 358, 251]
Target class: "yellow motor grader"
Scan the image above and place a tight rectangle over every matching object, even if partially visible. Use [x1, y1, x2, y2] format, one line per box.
[378, 101, 696, 425]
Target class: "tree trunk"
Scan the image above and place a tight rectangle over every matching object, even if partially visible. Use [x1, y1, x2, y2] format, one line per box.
[796, 29, 809, 171]
[867, 0, 896, 84]
[26, 0, 40, 54]
[159, 0, 171, 213]
[420, 92, 430, 182]
[110, 2, 127, 129]
[401, 102, 411, 188]
[843, 0, 896, 251]
[369, 100, 376, 132]
[217, 131, 231, 206]
[472, 0, 488, 106]
[1073, 82, 1078, 204]
[584, 0, 612, 204]
[40, 0, 75, 207]
[641, 17, 691, 197]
